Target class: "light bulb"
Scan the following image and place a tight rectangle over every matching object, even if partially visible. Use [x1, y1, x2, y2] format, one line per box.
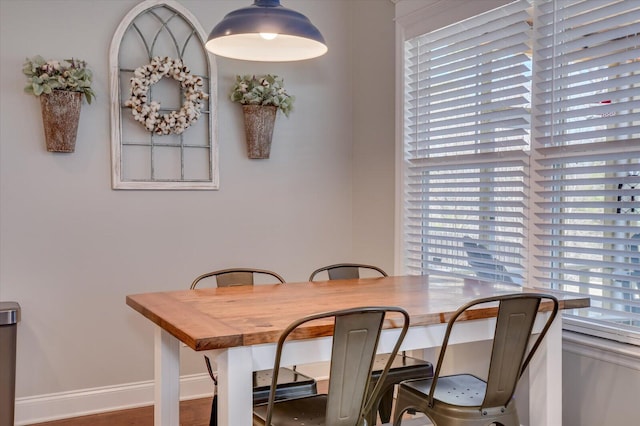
[259, 33, 278, 40]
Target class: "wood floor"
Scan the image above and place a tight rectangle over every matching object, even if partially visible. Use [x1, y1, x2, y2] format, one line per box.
[28, 397, 213, 426]
[26, 381, 428, 426]
[26, 378, 328, 425]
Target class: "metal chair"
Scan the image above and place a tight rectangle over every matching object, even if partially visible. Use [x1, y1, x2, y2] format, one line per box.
[253, 306, 410, 426]
[393, 293, 559, 426]
[308, 263, 389, 281]
[190, 267, 288, 289]
[308, 263, 433, 424]
[190, 268, 318, 426]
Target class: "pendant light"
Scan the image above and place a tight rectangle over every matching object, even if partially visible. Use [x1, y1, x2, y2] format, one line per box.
[205, 0, 327, 62]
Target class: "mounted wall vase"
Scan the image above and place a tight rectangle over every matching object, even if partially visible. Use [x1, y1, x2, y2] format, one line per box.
[40, 91, 82, 153]
[22, 55, 95, 153]
[230, 74, 294, 159]
[242, 105, 277, 159]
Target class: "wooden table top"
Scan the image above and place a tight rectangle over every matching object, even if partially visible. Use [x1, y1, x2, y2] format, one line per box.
[126, 275, 590, 351]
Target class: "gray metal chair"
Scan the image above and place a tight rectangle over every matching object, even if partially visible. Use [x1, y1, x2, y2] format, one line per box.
[308, 263, 389, 281]
[308, 263, 433, 424]
[190, 267, 288, 289]
[190, 268, 318, 426]
[393, 293, 559, 426]
[253, 306, 410, 426]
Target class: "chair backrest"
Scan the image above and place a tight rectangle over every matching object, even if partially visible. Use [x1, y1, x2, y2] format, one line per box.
[263, 306, 409, 426]
[308, 263, 388, 281]
[462, 237, 514, 283]
[428, 293, 559, 410]
[190, 268, 286, 289]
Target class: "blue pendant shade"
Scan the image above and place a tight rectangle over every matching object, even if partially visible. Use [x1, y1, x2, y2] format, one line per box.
[205, 0, 327, 62]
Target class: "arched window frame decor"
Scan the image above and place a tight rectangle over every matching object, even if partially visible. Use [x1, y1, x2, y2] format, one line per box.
[109, 0, 218, 190]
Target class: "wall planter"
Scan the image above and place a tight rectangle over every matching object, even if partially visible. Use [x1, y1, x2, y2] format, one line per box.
[40, 90, 82, 153]
[230, 75, 294, 159]
[242, 105, 277, 159]
[22, 55, 95, 153]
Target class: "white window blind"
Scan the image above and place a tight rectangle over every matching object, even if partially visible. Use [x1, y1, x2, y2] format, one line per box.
[403, 0, 532, 284]
[532, 0, 640, 343]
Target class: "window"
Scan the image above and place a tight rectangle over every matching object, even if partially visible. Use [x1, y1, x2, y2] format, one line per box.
[532, 0, 640, 344]
[400, 0, 640, 344]
[402, 0, 532, 284]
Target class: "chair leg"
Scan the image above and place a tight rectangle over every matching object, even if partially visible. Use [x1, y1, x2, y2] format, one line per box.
[392, 389, 414, 426]
[377, 388, 394, 424]
[209, 394, 217, 426]
[392, 406, 405, 426]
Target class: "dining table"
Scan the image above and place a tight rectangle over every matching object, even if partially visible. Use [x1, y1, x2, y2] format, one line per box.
[126, 274, 590, 426]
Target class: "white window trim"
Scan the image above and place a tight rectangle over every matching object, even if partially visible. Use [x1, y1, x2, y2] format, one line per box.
[563, 330, 640, 371]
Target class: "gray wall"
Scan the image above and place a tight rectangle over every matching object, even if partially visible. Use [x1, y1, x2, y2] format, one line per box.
[0, 0, 396, 403]
[11, 2, 637, 425]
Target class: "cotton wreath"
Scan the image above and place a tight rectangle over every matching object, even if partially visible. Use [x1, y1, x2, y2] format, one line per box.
[125, 56, 208, 135]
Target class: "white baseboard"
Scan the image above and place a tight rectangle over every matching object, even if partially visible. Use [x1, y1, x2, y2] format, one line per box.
[14, 373, 213, 425]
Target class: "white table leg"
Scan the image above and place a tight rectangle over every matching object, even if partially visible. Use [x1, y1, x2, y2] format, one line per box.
[216, 346, 253, 426]
[154, 327, 180, 426]
[529, 314, 562, 426]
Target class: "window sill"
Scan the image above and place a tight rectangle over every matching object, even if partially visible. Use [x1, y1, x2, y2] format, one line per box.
[563, 330, 640, 371]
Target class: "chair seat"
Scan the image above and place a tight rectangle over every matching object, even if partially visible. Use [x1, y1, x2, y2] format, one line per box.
[398, 374, 519, 426]
[252, 368, 318, 405]
[371, 353, 433, 378]
[403, 374, 487, 407]
[211, 367, 317, 426]
[254, 394, 328, 426]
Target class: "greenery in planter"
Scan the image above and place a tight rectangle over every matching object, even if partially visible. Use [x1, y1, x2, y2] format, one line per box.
[22, 55, 95, 104]
[230, 74, 294, 117]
